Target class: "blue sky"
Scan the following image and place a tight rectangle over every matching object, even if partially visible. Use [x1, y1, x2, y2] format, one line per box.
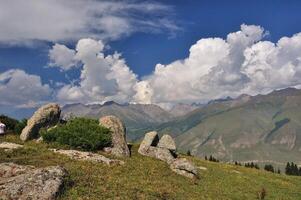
[1, 0, 301, 118]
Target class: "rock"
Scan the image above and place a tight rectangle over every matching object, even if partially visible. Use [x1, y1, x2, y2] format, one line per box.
[145, 146, 175, 164]
[157, 134, 176, 151]
[198, 166, 207, 171]
[50, 149, 124, 165]
[0, 142, 23, 152]
[99, 115, 130, 157]
[138, 131, 175, 164]
[36, 136, 43, 143]
[138, 131, 159, 155]
[20, 103, 61, 141]
[0, 163, 67, 200]
[170, 158, 198, 179]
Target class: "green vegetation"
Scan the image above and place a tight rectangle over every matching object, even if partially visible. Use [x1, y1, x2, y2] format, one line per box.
[1, 134, 301, 200]
[286, 162, 301, 176]
[0, 115, 27, 134]
[264, 164, 275, 173]
[41, 118, 111, 151]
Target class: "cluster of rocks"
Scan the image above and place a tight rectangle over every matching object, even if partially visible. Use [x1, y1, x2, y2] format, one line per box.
[138, 131, 198, 179]
[18, 103, 130, 158]
[0, 163, 67, 200]
[0, 103, 199, 199]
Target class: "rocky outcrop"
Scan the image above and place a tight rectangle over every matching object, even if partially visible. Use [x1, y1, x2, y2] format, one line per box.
[20, 103, 61, 141]
[0, 163, 67, 200]
[0, 142, 23, 152]
[50, 149, 124, 165]
[157, 134, 176, 152]
[170, 158, 198, 179]
[138, 131, 198, 179]
[99, 115, 130, 157]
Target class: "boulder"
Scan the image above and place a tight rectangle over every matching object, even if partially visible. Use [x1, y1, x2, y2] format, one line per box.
[157, 134, 176, 151]
[20, 103, 61, 141]
[138, 131, 175, 164]
[170, 158, 198, 179]
[138, 131, 159, 155]
[99, 115, 130, 157]
[50, 149, 124, 165]
[0, 163, 67, 200]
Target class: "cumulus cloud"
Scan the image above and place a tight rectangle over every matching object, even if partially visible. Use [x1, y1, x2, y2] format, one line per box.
[0, 69, 52, 107]
[0, 0, 178, 45]
[55, 38, 137, 104]
[50, 24, 301, 106]
[133, 24, 301, 104]
[48, 44, 76, 71]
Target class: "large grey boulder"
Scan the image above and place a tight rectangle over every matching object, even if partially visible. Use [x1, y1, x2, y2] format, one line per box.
[170, 158, 198, 179]
[157, 134, 176, 152]
[138, 131, 159, 155]
[99, 115, 130, 157]
[20, 103, 61, 141]
[0, 163, 67, 200]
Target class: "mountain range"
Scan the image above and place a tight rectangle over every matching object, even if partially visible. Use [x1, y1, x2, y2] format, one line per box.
[62, 88, 301, 166]
[157, 88, 301, 167]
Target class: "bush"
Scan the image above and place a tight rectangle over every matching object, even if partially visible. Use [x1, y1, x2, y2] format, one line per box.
[14, 119, 27, 134]
[41, 118, 112, 151]
[0, 115, 18, 132]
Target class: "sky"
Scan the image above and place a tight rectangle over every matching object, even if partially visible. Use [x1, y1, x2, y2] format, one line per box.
[1, 0, 301, 118]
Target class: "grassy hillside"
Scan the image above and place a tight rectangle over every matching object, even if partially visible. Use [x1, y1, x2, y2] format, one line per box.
[157, 88, 301, 167]
[1, 134, 301, 200]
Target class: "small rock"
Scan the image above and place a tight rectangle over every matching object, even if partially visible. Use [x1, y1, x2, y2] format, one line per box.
[0, 163, 67, 200]
[170, 158, 198, 179]
[138, 131, 159, 155]
[198, 166, 207, 171]
[99, 115, 130, 157]
[157, 134, 176, 151]
[20, 103, 61, 141]
[0, 142, 23, 152]
[50, 149, 124, 165]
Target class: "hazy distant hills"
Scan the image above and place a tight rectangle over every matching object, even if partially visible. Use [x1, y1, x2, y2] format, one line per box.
[62, 101, 175, 140]
[158, 88, 301, 165]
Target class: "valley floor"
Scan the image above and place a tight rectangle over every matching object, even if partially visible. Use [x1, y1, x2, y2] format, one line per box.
[1, 134, 301, 200]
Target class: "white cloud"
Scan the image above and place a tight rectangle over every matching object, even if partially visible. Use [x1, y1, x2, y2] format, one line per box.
[0, 0, 177, 45]
[49, 24, 301, 106]
[0, 69, 52, 107]
[55, 38, 137, 104]
[133, 24, 301, 104]
[49, 44, 76, 71]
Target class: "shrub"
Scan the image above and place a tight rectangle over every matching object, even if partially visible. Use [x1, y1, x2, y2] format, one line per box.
[41, 118, 112, 151]
[0, 115, 18, 132]
[14, 119, 28, 134]
[264, 164, 274, 173]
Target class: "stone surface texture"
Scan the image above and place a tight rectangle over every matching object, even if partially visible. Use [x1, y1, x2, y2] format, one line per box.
[99, 115, 130, 157]
[20, 103, 61, 141]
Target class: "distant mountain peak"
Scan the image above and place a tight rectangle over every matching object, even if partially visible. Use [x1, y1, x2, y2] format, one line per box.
[102, 101, 120, 106]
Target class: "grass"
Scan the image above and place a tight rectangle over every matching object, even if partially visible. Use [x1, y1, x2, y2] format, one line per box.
[1, 134, 301, 200]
